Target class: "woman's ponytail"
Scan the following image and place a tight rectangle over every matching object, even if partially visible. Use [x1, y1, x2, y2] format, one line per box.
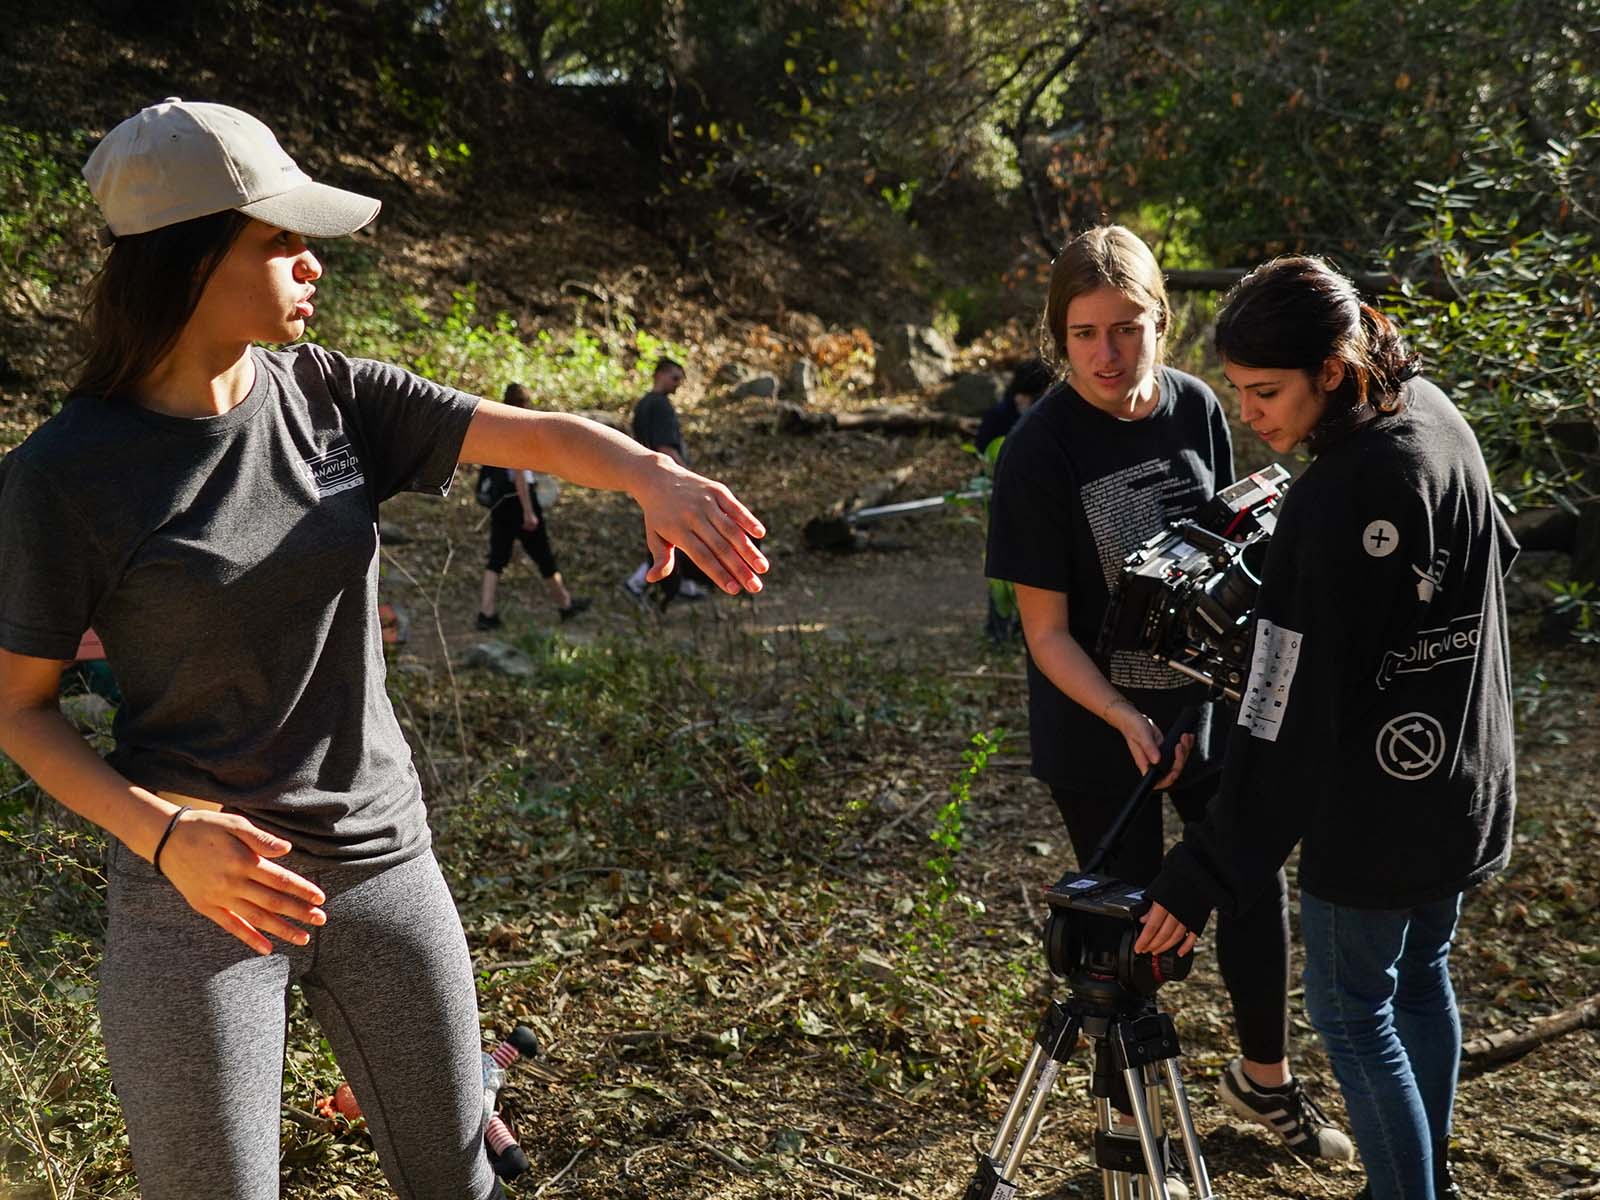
[1357, 303, 1421, 411]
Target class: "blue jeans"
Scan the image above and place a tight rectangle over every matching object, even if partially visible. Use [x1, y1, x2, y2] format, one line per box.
[1300, 889, 1464, 1200]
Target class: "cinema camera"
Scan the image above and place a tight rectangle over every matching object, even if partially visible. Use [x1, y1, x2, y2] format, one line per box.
[1097, 465, 1290, 702]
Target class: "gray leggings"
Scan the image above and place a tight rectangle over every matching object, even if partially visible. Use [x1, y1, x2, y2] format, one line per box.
[99, 840, 499, 1200]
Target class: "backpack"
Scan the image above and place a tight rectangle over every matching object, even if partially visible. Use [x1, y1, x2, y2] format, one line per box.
[474, 465, 514, 509]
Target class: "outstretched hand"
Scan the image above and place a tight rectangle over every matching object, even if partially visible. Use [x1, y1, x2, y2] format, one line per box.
[635, 459, 769, 593]
[156, 810, 327, 955]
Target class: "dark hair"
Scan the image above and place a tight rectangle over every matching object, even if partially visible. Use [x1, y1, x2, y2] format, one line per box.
[1214, 256, 1419, 418]
[74, 210, 252, 399]
[1007, 357, 1055, 401]
[502, 382, 532, 408]
[1042, 225, 1169, 371]
[653, 357, 684, 376]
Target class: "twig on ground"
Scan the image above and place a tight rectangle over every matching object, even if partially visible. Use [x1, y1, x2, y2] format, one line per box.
[611, 1030, 673, 1045]
[1505, 1125, 1566, 1146]
[475, 958, 547, 974]
[1460, 994, 1600, 1070]
[793, 847, 874, 886]
[281, 1104, 335, 1134]
[866, 790, 941, 845]
[802, 1154, 918, 1197]
[531, 1145, 589, 1197]
[695, 1139, 757, 1176]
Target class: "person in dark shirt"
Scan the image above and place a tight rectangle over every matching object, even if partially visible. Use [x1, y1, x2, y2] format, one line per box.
[1138, 257, 1517, 1200]
[986, 226, 1352, 1176]
[977, 357, 1054, 455]
[623, 357, 713, 610]
[0, 100, 768, 1199]
[476, 382, 590, 629]
[979, 358, 1057, 643]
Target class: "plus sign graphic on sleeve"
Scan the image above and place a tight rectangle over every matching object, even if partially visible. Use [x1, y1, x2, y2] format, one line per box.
[1362, 519, 1400, 558]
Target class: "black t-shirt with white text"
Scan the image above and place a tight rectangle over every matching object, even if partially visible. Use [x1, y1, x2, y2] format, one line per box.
[985, 367, 1235, 793]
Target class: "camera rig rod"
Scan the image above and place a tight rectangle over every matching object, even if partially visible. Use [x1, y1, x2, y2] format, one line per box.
[1083, 706, 1200, 876]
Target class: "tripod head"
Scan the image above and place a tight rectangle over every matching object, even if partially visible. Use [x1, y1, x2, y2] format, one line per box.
[1040, 707, 1202, 999]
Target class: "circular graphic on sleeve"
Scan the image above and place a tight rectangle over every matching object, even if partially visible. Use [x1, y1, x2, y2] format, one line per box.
[1363, 519, 1400, 558]
[1375, 712, 1447, 781]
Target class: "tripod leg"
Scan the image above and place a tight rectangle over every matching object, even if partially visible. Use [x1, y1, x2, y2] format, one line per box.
[1112, 1012, 1216, 1200]
[1161, 1058, 1214, 1200]
[988, 1041, 1050, 1162]
[1119, 1064, 1172, 1200]
[1001, 1057, 1064, 1181]
[1091, 1036, 1161, 1200]
[964, 1003, 1081, 1199]
[1095, 1095, 1120, 1200]
[1144, 1063, 1167, 1143]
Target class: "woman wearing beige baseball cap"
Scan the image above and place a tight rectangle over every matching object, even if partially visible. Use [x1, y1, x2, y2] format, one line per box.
[0, 99, 768, 1199]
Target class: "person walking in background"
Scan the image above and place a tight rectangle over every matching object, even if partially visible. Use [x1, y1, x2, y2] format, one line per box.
[0, 98, 766, 1200]
[623, 357, 712, 611]
[980, 357, 1056, 643]
[476, 382, 590, 630]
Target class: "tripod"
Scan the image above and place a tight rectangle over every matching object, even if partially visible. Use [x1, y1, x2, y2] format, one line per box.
[964, 974, 1212, 1200]
[964, 709, 1217, 1200]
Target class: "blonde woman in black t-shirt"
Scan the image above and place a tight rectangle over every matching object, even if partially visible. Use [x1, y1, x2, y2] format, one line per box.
[985, 226, 1353, 1177]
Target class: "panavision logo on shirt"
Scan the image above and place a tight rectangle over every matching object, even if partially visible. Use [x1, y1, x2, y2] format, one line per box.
[304, 444, 365, 497]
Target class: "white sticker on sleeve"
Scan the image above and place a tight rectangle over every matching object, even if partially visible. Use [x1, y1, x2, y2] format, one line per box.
[1238, 619, 1303, 742]
[1363, 519, 1400, 557]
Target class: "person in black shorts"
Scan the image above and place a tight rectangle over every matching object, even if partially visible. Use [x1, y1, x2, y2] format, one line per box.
[476, 383, 590, 629]
[986, 226, 1352, 1180]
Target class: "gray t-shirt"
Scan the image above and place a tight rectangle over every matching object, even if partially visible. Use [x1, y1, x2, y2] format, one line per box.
[0, 344, 480, 864]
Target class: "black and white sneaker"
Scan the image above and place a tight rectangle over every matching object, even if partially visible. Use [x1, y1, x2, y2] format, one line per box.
[1218, 1057, 1355, 1161]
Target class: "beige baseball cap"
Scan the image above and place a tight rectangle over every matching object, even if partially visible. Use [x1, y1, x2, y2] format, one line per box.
[84, 98, 380, 239]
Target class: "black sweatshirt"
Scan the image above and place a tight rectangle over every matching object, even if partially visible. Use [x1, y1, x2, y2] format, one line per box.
[1148, 378, 1518, 929]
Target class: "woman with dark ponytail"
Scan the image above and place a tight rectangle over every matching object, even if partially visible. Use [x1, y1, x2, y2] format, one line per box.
[1139, 256, 1518, 1200]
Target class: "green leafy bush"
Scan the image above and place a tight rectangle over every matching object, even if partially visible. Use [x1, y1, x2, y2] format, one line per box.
[0, 116, 96, 300]
[308, 252, 688, 411]
[1384, 110, 1600, 506]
